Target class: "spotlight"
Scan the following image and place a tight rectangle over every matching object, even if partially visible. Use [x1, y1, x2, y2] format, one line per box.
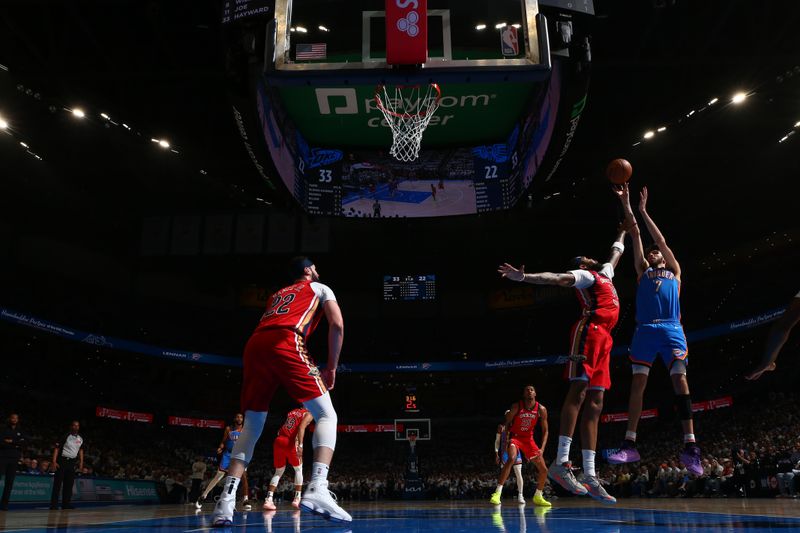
[795, 121, 800, 128]
[72, 108, 85, 118]
[731, 92, 747, 104]
[20, 142, 28, 148]
[495, 22, 507, 29]
[475, 24, 486, 30]
[657, 126, 666, 132]
[643, 130, 655, 139]
[512, 23, 521, 28]
[708, 97, 718, 105]
[318, 25, 329, 32]
[158, 139, 170, 149]
[100, 113, 110, 120]
[0, 118, 7, 129]
[296, 26, 307, 33]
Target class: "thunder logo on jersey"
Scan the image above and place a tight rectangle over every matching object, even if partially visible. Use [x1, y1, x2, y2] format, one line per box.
[636, 267, 681, 324]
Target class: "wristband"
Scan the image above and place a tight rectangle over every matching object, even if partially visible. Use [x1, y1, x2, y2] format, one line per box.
[611, 242, 625, 253]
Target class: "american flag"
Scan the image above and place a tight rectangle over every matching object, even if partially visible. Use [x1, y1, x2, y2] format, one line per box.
[296, 43, 327, 60]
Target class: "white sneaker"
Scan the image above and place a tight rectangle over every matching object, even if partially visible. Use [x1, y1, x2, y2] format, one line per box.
[300, 480, 352, 523]
[194, 498, 203, 510]
[517, 492, 526, 504]
[292, 495, 301, 509]
[263, 498, 276, 510]
[243, 502, 252, 511]
[211, 497, 235, 527]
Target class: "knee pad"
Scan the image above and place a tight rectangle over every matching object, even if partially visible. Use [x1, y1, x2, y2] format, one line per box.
[670, 360, 687, 376]
[675, 394, 693, 420]
[304, 392, 338, 451]
[293, 465, 303, 486]
[230, 410, 267, 465]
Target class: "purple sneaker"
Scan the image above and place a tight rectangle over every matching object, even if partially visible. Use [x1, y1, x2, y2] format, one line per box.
[680, 444, 703, 476]
[607, 442, 640, 465]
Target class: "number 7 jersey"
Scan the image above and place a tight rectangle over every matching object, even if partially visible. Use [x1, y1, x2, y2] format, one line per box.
[256, 280, 337, 338]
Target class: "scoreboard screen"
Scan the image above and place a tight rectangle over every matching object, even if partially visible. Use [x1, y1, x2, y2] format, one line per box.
[383, 275, 436, 302]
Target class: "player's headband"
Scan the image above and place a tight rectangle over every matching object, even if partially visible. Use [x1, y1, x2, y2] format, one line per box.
[298, 258, 314, 269]
[569, 256, 584, 270]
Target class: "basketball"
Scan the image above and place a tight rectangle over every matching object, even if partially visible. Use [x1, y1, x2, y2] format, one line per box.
[606, 158, 633, 185]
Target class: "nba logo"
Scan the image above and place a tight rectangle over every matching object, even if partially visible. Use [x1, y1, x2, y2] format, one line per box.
[500, 26, 519, 57]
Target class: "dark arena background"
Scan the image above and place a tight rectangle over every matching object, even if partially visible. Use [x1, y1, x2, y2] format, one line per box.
[1, 0, 800, 531]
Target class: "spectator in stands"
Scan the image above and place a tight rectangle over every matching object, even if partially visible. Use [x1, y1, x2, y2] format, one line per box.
[777, 445, 800, 497]
[0, 413, 25, 510]
[27, 459, 40, 475]
[39, 459, 51, 475]
[190, 456, 206, 504]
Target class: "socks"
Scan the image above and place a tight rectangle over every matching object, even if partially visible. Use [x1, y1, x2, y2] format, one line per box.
[556, 435, 572, 465]
[266, 490, 274, 501]
[294, 490, 301, 499]
[495, 484, 503, 494]
[684, 433, 696, 444]
[625, 430, 637, 443]
[311, 462, 330, 482]
[534, 489, 543, 498]
[582, 449, 596, 478]
[220, 476, 240, 501]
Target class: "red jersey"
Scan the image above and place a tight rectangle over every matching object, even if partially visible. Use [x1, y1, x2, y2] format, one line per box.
[575, 269, 619, 327]
[509, 401, 540, 440]
[256, 280, 336, 338]
[278, 408, 309, 440]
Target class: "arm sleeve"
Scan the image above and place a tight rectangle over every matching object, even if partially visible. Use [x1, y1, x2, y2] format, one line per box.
[568, 269, 595, 289]
[311, 282, 337, 303]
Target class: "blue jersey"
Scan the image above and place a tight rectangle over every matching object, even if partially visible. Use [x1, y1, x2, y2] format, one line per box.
[636, 267, 681, 324]
[224, 427, 242, 454]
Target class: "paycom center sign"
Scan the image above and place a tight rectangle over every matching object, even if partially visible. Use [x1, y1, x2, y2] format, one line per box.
[276, 83, 535, 147]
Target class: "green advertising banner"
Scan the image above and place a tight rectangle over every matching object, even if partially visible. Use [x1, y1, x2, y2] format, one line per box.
[276, 82, 537, 148]
[0, 475, 160, 504]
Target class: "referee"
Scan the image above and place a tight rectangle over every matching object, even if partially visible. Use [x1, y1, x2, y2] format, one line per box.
[50, 420, 84, 510]
[1, 413, 25, 510]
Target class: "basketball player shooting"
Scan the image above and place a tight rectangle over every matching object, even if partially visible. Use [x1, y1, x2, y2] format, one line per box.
[607, 184, 702, 477]
[489, 385, 551, 507]
[211, 257, 349, 526]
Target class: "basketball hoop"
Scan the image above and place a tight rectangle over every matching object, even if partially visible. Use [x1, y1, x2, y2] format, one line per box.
[375, 83, 441, 162]
[408, 434, 418, 450]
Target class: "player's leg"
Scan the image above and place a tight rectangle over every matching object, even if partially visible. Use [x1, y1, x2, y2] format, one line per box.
[531, 454, 552, 507]
[241, 472, 251, 510]
[746, 297, 800, 380]
[609, 325, 657, 465]
[199, 468, 226, 504]
[513, 462, 525, 503]
[548, 379, 589, 495]
[490, 443, 519, 504]
[263, 455, 286, 511]
[212, 333, 276, 526]
[291, 464, 303, 508]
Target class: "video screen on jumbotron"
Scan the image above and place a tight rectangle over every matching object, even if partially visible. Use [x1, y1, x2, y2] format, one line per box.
[383, 275, 437, 302]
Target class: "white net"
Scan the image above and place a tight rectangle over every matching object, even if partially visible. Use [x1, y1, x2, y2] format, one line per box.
[375, 84, 441, 162]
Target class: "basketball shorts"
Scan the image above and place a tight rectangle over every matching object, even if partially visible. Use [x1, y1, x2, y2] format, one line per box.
[629, 322, 688, 369]
[564, 317, 614, 390]
[218, 452, 231, 472]
[240, 329, 328, 412]
[273, 434, 302, 468]
[509, 437, 541, 462]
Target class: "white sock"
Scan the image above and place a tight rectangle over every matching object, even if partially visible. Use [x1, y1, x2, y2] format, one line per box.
[556, 435, 572, 465]
[535, 489, 543, 498]
[495, 484, 503, 494]
[582, 449, 596, 478]
[625, 430, 637, 442]
[311, 462, 329, 482]
[220, 476, 240, 502]
[513, 464, 523, 491]
[684, 433, 696, 443]
[266, 490, 274, 501]
[294, 490, 301, 499]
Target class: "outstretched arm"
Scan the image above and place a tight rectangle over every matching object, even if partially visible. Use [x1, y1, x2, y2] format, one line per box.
[498, 264, 576, 287]
[614, 183, 648, 277]
[639, 186, 681, 278]
[606, 229, 627, 269]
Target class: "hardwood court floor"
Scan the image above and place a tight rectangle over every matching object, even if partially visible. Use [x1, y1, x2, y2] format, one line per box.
[1, 498, 800, 532]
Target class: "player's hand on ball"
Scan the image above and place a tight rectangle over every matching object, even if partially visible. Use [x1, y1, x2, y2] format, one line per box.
[498, 263, 525, 282]
[613, 182, 630, 203]
[322, 367, 336, 390]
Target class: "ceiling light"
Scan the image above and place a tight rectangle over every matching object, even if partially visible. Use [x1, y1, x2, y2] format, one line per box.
[643, 131, 655, 139]
[731, 92, 747, 104]
[687, 110, 695, 117]
[20, 141, 28, 148]
[296, 26, 307, 33]
[512, 23, 522, 28]
[0, 118, 7, 129]
[475, 24, 486, 30]
[158, 139, 170, 148]
[100, 112, 110, 120]
[795, 121, 800, 128]
[318, 25, 329, 32]
[290, 27, 296, 32]
[708, 97, 718, 105]
[495, 22, 507, 29]
[779, 135, 788, 143]
[72, 108, 85, 118]
[657, 126, 666, 132]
